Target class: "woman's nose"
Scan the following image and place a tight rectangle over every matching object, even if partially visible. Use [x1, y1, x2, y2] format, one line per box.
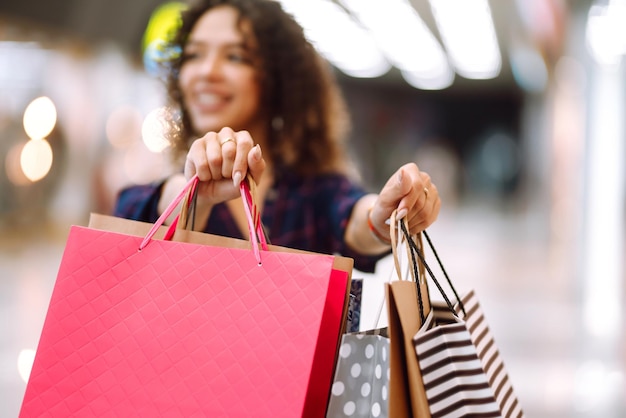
[199, 54, 223, 79]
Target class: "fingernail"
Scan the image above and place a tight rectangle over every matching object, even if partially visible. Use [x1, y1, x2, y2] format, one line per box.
[397, 209, 408, 219]
[252, 144, 262, 161]
[397, 169, 403, 184]
[233, 171, 242, 187]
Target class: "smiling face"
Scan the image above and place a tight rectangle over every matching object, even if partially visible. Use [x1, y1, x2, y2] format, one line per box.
[178, 6, 265, 140]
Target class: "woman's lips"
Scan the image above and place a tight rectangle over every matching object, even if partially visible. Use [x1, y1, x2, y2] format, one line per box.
[196, 92, 223, 106]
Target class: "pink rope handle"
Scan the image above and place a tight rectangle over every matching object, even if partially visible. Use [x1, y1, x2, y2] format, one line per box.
[163, 174, 199, 240]
[140, 174, 266, 266]
[139, 175, 199, 250]
[239, 181, 260, 264]
[163, 214, 180, 241]
[240, 177, 268, 251]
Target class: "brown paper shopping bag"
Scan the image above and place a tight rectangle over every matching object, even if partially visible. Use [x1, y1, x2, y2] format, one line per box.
[387, 280, 432, 418]
[380, 212, 432, 418]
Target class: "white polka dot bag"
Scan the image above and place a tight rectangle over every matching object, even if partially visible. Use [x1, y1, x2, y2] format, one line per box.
[326, 328, 390, 418]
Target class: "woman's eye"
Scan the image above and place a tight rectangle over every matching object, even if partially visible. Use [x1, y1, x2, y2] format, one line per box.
[228, 54, 245, 63]
[228, 50, 253, 64]
[181, 51, 200, 62]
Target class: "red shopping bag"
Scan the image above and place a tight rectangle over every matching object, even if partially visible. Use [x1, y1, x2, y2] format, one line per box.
[19, 176, 353, 417]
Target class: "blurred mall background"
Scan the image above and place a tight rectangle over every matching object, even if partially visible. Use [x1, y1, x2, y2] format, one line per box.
[1, 0, 625, 416]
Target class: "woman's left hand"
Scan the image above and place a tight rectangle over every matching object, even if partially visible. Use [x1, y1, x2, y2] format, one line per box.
[369, 162, 441, 236]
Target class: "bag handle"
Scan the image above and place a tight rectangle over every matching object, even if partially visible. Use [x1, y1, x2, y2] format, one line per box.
[139, 174, 266, 264]
[239, 174, 269, 251]
[399, 222, 466, 324]
[140, 175, 199, 250]
[371, 210, 428, 328]
[239, 176, 270, 263]
[389, 210, 426, 284]
[173, 173, 269, 252]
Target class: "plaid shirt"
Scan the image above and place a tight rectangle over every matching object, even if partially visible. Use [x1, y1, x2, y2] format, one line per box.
[113, 173, 387, 272]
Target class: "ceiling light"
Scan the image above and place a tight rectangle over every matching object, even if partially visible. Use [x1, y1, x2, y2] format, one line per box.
[340, 0, 453, 89]
[585, 1, 626, 68]
[429, 0, 502, 79]
[278, 0, 390, 78]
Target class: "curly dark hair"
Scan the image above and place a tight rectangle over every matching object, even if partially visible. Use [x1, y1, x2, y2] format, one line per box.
[164, 0, 353, 177]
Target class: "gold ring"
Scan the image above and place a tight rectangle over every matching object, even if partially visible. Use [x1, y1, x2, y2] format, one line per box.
[424, 187, 429, 197]
[220, 137, 235, 146]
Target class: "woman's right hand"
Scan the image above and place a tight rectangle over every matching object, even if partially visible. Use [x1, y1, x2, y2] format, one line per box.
[184, 127, 266, 205]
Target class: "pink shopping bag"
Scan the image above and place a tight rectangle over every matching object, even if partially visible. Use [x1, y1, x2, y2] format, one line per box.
[20, 176, 353, 417]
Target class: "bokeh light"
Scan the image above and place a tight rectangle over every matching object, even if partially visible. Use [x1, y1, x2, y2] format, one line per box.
[142, 106, 173, 153]
[17, 349, 36, 384]
[20, 138, 53, 182]
[5, 141, 31, 186]
[23, 96, 57, 140]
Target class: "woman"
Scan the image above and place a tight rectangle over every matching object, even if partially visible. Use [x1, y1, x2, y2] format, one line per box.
[114, 0, 440, 273]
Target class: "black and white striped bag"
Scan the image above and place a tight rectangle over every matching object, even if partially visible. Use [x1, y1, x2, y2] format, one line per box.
[413, 296, 524, 418]
[400, 224, 524, 418]
[457, 290, 524, 417]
